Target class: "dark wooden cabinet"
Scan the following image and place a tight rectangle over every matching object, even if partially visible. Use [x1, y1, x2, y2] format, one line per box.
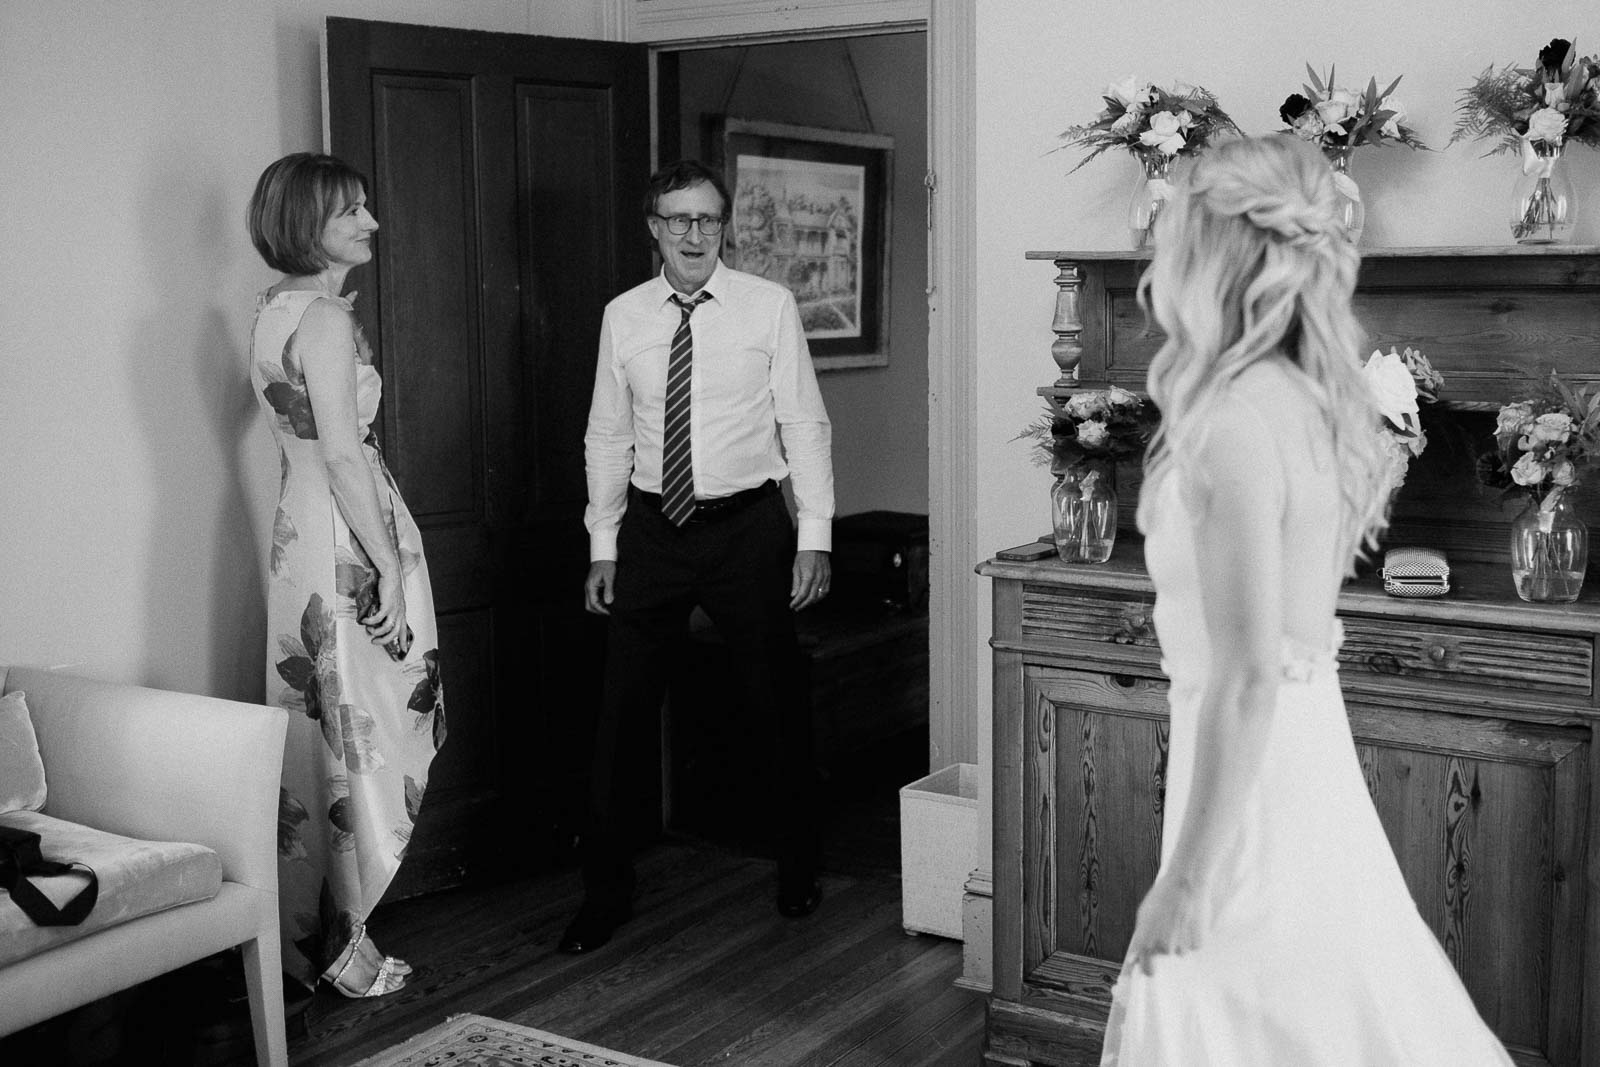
[981, 550, 1600, 1067]
[982, 246, 1600, 1067]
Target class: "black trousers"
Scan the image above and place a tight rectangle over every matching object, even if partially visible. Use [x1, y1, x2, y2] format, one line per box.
[583, 484, 819, 901]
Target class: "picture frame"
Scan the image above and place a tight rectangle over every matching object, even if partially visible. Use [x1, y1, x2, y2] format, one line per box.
[713, 118, 894, 370]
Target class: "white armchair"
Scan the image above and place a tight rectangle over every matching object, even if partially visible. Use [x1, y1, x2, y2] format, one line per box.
[0, 666, 289, 1067]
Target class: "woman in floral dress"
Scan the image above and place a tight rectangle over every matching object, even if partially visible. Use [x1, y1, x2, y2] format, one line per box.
[246, 153, 445, 998]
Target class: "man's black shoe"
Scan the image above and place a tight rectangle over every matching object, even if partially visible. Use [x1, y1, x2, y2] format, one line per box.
[777, 879, 822, 918]
[558, 898, 632, 954]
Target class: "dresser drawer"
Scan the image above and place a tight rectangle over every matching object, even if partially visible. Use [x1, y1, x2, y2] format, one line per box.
[1021, 583, 1157, 648]
[1339, 614, 1593, 697]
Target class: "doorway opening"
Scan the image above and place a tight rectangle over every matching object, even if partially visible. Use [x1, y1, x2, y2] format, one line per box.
[655, 33, 932, 873]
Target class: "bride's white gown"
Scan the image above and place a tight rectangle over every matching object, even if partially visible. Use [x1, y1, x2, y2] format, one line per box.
[1099, 473, 1514, 1066]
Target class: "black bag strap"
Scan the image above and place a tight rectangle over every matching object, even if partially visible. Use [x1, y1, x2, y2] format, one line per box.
[0, 825, 98, 926]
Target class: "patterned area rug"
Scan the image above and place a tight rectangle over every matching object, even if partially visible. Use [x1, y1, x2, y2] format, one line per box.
[352, 1013, 679, 1067]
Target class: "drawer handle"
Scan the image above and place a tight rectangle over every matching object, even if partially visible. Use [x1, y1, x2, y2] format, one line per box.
[1113, 613, 1154, 645]
[1367, 652, 1403, 675]
[1427, 644, 1448, 665]
[1112, 674, 1138, 689]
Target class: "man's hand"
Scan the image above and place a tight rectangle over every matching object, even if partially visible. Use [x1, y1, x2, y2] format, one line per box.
[585, 561, 617, 615]
[790, 550, 831, 610]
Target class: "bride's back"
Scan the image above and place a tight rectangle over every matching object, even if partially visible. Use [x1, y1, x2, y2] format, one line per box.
[1227, 359, 1346, 650]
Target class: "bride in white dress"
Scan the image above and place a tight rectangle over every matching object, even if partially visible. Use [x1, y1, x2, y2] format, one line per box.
[1099, 135, 1512, 1066]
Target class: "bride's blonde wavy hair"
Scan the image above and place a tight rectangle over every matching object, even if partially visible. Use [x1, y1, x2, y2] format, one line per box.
[1138, 134, 1388, 571]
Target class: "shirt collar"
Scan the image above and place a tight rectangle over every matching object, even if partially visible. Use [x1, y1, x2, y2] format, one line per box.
[654, 258, 726, 310]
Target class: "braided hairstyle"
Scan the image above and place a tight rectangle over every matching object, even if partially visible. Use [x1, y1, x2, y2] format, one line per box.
[1138, 134, 1388, 572]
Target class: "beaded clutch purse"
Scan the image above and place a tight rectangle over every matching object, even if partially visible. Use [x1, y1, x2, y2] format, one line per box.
[1381, 547, 1450, 598]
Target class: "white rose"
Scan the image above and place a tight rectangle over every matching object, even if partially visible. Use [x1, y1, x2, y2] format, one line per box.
[1524, 412, 1574, 448]
[1065, 393, 1107, 420]
[1536, 412, 1574, 434]
[1105, 75, 1152, 109]
[1315, 95, 1353, 135]
[1553, 459, 1577, 486]
[1106, 386, 1140, 408]
[1363, 349, 1420, 426]
[1139, 110, 1187, 155]
[1076, 419, 1110, 449]
[1511, 452, 1547, 486]
[1527, 107, 1568, 145]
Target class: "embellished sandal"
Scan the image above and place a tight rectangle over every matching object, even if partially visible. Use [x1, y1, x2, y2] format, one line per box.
[321, 923, 411, 998]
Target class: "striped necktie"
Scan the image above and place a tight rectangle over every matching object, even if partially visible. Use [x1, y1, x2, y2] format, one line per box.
[661, 292, 712, 526]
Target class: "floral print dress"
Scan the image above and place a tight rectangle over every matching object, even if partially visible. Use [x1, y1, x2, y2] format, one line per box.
[250, 289, 445, 988]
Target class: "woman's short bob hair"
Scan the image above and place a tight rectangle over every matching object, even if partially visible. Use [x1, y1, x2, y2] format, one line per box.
[248, 153, 368, 276]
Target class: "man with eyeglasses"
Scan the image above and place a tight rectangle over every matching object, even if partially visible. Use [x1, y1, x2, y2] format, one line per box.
[566, 159, 834, 954]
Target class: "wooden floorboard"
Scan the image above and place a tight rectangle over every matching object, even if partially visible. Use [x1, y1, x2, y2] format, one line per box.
[1, 731, 985, 1066]
[281, 837, 984, 1067]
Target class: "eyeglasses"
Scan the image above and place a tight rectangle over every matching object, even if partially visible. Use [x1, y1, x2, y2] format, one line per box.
[652, 214, 725, 236]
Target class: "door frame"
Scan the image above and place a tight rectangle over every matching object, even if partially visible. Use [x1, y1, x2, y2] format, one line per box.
[604, 0, 979, 780]
[606, 0, 986, 988]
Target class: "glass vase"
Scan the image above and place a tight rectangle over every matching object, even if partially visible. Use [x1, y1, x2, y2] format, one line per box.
[1128, 156, 1175, 250]
[1325, 147, 1365, 244]
[1511, 142, 1575, 244]
[1510, 491, 1587, 603]
[1052, 461, 1118, 564]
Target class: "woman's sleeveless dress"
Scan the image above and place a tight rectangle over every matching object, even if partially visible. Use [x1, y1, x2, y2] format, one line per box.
[1100, 474, 1511, 1066]
[250, 290, 446, 987]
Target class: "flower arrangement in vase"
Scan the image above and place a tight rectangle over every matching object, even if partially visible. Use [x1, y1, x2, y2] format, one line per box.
[1017, 387, 1156, 564]
[1362, 346, 1444, 496]
[1478, 372, 1600, 602]
[1056, 77, 1242, 249]
[1279, 65, 1427, 243]
[1451, 38, 1600, 243]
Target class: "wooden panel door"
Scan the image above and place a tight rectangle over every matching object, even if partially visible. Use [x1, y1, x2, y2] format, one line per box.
[326, 18, 652, 896]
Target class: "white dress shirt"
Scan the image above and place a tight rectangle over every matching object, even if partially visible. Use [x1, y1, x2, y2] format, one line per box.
[584, 259, 834, 560]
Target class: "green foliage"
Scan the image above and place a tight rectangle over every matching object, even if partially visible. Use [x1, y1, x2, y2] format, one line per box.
[1056, 80, 1242, 173]
[1451, 40, 1600, 154]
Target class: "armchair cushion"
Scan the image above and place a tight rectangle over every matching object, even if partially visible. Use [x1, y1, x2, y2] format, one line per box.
[0, 809, 222, 968]
[0, 691, 46, 813]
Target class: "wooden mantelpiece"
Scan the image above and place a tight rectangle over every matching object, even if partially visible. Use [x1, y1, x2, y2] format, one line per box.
[1025, 245, 1600, 565]
[1026, 245, 1600, 400]
[982, 246, 1600, 1067]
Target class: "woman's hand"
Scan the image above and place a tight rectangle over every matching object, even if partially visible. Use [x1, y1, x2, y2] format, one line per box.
[1126, 870, 1213, 975]
[361, 569, 408, 651]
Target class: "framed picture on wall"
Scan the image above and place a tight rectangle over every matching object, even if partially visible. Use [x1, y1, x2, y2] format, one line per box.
[713, 118, 894, 371]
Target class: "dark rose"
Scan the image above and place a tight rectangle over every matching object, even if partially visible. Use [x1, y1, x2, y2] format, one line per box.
[1538, 39, 1571, 76]
[1279, 93, 1313, 125]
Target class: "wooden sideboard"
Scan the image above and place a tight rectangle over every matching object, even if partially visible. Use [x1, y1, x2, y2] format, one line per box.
[982, 247, 1600, 1067]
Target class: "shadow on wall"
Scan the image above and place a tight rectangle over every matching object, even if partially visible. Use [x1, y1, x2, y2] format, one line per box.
[128, 159, 266, 702]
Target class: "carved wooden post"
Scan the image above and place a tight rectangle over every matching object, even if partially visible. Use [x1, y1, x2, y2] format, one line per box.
[1049, 258, 1084, 387]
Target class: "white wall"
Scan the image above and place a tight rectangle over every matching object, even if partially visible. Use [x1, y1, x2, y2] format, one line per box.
[0, 0, 604, 700]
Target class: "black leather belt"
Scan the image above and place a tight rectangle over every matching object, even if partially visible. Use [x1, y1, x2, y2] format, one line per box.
[632, 480, 778, 523]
